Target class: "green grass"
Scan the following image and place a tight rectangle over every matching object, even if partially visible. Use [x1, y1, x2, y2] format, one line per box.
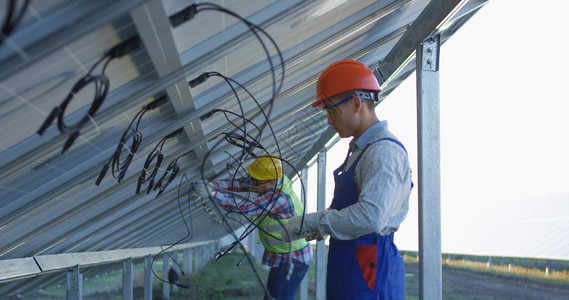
[174, 250, 270, 299]
[13, 248, 569, 299]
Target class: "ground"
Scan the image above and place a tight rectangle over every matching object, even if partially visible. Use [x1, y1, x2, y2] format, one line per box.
[404, 261, 569, 300]
[11, 253, 569, 299]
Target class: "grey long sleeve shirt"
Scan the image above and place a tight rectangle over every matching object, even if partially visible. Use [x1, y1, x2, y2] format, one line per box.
[306, 121, 412, 240]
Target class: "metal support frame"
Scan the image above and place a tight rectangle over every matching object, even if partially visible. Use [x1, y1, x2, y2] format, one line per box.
[123, 257, 133, 300]
[255, 230, 265, 265]
[130, 0, 212, 165]
[248, 228, 264, 264]
[376, 0, 466, 88]
[196, 247, 203, 270]
[183, 249, 192, 275]
[315, 150, 327, 300]
[248, 228, 256, 258]
[162, 252, 170, 299]
[144, 255, 153, 300]
[66, 265, 82, 300]
[416, 34, 442, 300]
[172, 251, 179, 293]
[299, 166, 309, 300]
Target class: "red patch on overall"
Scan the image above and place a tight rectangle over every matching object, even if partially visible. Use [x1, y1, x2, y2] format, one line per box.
[356, 245, 377, 290]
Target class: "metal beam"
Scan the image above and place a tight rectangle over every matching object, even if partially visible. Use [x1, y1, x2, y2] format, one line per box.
[299, 166, 309, 300]
[416, 34, 442, 300]
[315, 150, 327, 300]
[144, 255, 153, 300]
[162, 252, 170, 299]
[130, 0, 211, 164]
[27, 241, 215, 275]
[172, 251, 179, 294]
[376, 0, 466, 88]
[123, 258, 133, 300]
[0, 258, 41, 283]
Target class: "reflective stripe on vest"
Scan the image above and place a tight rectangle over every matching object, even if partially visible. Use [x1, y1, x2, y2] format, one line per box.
[257, 175, 308, 254]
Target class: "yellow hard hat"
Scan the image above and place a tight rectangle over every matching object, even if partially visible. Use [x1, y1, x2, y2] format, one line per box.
[246, 155, 282, 180]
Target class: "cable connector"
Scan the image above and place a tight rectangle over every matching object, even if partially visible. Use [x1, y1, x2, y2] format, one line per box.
[143, 95, 168, 111]
[62, 132, 80, 154]
[95, 163, 110, 186]
[169, 4, 199, 28]
[37, 107, 60, 135]
[200, 108, 220, 121]
[188, 72, 210, 88]
[166, 128, 184, 139]
[106, 36, 141, 59]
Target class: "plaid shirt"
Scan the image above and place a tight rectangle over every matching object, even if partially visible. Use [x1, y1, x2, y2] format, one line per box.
[212, 177, 313, 267]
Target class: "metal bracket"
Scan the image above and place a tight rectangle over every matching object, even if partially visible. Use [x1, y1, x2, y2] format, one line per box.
[421, 35, 441, 71]
[66, 265, 82, 300]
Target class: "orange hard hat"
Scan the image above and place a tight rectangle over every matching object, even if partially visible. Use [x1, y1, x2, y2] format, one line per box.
[312, 59, 381, 107]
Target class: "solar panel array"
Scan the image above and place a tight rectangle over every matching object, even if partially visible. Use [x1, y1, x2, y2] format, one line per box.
[0, 0, 487, 294]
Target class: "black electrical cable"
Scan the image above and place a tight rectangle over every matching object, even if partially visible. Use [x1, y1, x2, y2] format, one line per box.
[192, 3, 285, 95]
[170, 4, 289, 297]
[210, 73, 288, 228]
[136, 128, 183, 195]
[95, 96, 168, 186]
[191, 72, 284, 239]
[0, 0, 31, 47]
[224, 151, 250, 178]
[190, 72, 287, 243]
[37, 36, 142, 154]
[198, 96, 276, 300]
[153, 157, 181, 198]
[203, 81, 311, 284]
[196, 71, 274, 162]
[198, 86, 294, 293]
[37, 56, 110, 154]
[223, 132, 265, 158]
[176, 2, 285, 136]
[150, 173, 194, 289]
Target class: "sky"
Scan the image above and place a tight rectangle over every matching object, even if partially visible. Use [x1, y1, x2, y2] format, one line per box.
[296, 0, 569, 256]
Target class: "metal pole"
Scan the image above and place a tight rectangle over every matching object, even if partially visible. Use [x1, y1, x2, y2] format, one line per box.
[248, 228, 256, 258]
[66, 265, 82, 300]
[172, 251, 179, 293]
[416, 34, 442, 300]
[123, 257, 133, 300]
[299, 166, 309, 300]
[144, 255, 153, 300]
[250, 228, 264, 264]
[163, 252, 170, 299]
[315, 150, 327, 300]
[183, 249, 192, 275]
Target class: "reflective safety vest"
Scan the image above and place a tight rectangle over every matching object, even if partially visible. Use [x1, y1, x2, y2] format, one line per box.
[257, 175, 308, 254]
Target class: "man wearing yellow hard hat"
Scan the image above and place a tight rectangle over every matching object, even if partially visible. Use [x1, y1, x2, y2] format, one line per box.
[194, 155, 312, 300]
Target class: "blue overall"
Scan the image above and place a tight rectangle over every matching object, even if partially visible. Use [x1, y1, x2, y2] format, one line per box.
[327, 138, 406, 300]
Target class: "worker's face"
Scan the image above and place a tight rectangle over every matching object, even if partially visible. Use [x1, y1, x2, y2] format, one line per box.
[250, 178, 276, 194]
[322, 94, 356, 138]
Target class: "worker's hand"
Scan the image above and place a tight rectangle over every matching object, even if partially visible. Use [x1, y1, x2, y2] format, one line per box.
[304, 232, 325, 242]
[193, 180, 214, 199]
[281, 214, 320, 242]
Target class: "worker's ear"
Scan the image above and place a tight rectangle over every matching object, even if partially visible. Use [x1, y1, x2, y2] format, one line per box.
[352, 95, 363, 113]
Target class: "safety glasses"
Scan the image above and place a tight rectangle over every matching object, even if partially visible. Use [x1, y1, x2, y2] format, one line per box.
[323, 95, 353, 119]
[250, 177, 272, 185]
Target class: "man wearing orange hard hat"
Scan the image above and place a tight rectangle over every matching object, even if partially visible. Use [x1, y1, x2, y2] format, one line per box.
[282, 59, 413, 299]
